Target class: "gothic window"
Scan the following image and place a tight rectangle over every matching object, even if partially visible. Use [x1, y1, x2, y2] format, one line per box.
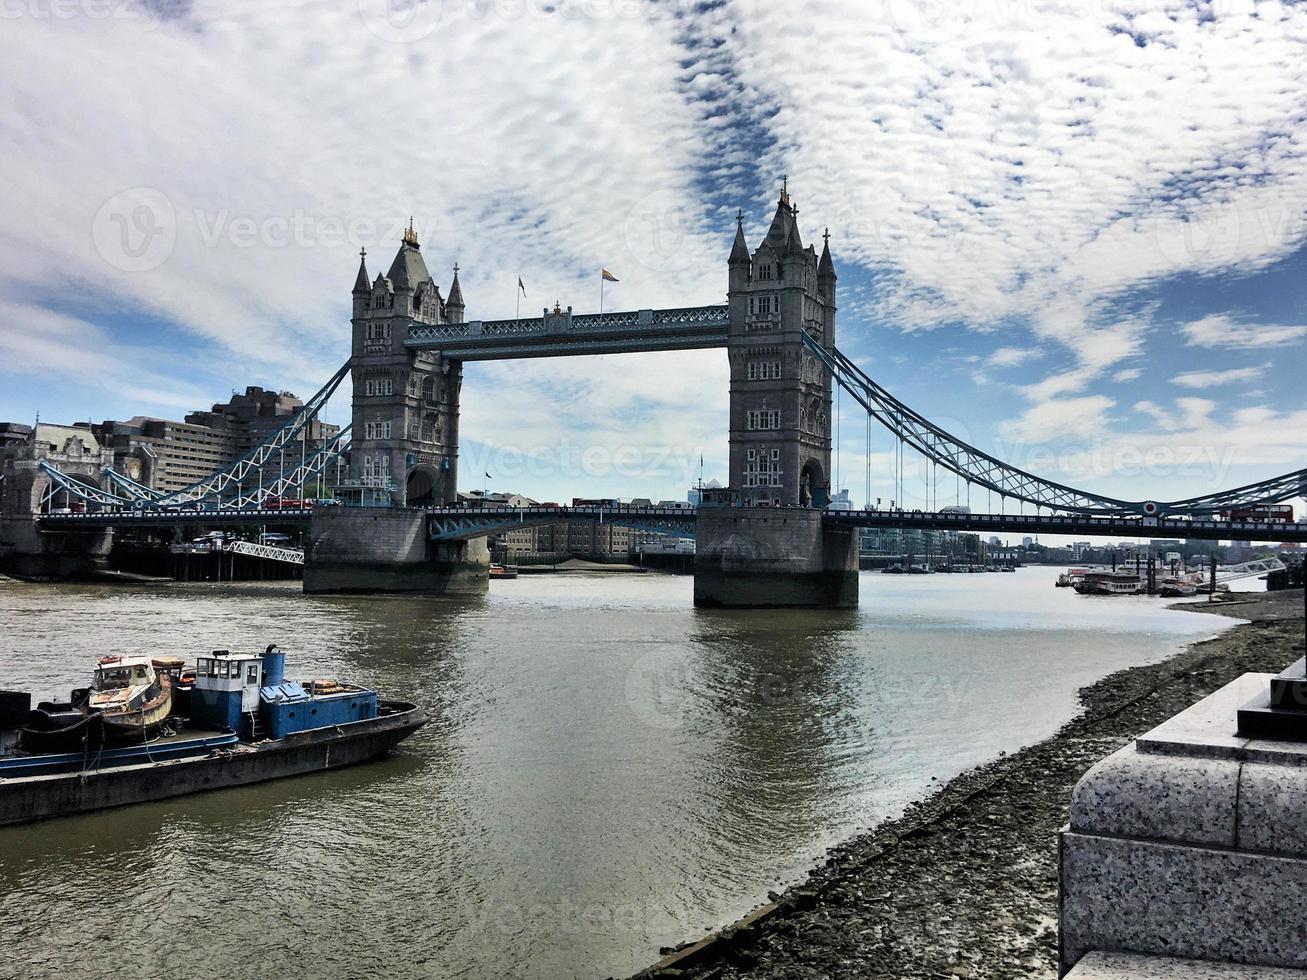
[363, 455, 373, 479]
[421, 376, 436, 403]
[744, 446, 783, 488]
[746, 410, 782, 431]
[757, 262, 773, 281]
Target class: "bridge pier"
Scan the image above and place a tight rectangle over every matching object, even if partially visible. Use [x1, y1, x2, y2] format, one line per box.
[693, 507, 859, 609]
[0, 515, 115, 581]
[303, 507, 488, 595]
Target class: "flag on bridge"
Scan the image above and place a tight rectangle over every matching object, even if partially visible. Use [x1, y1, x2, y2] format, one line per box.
[601, 269, 619, 283]
[518, 277, 526, 297]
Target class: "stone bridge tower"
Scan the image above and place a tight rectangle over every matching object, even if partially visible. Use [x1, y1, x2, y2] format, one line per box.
[696, 185, 857, 609]
[349, 221, 464, 506]
[727, 183, 836, 507]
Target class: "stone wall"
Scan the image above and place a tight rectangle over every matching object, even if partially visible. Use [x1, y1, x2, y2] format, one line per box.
[304, 507, 488, 595]
[693, 506, 858, 608]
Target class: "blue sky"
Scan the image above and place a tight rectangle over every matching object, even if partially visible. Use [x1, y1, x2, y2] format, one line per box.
[1, 0, 1305, 516]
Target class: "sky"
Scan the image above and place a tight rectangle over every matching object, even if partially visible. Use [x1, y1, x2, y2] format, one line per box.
[1, 0, 1305, 519]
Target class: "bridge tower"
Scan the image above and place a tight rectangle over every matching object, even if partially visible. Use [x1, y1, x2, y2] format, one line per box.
[304, 223, 488, 595]
[695, 184, 858, 608]
[349, 221, 463, 506]
[726, 182, 836, 507]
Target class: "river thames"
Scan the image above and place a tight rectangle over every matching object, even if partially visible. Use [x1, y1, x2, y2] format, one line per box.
[0, 568, 1234, 979]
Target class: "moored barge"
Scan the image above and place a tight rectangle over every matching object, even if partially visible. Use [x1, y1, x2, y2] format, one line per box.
[0, 645, 425, 827]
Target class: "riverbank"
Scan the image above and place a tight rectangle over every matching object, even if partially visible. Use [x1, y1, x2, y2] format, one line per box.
[637, 589, 1306, 980]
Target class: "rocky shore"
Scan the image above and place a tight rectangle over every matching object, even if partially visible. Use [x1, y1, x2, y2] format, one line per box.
[636, 589, 1306, 980]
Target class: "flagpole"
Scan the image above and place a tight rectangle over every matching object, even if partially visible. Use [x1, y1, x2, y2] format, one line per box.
[600, 272, 604, 323]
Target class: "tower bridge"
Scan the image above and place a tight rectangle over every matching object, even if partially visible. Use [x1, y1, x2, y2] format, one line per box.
[9, 187, 1307, 602]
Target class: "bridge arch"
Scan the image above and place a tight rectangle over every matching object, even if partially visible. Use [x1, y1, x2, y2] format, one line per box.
[800, 458, 828, 508]
[405, 463, 443, 507]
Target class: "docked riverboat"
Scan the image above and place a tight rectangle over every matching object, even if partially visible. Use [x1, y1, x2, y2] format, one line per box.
[0, 645, 425, 826]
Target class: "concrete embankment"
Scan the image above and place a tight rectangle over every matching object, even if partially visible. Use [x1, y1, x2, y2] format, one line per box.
[634, 589, 1306, 980]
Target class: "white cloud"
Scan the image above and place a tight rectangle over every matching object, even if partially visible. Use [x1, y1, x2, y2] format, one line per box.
[720, 1, 1307, 352]
[1113, 368, 1143, 383]
[988, 346, 1040, 368]
[1171, 364, 1268, 389]
[1181, 314, 1307, 350]
[999, 395, 1116, 442]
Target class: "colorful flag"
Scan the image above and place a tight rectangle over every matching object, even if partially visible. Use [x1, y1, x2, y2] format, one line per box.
[601, 269, 619, 283]
[518, 277, 526, 297]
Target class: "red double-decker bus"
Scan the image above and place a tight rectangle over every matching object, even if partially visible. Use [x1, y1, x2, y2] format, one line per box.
[1221, 505, 1294, 523]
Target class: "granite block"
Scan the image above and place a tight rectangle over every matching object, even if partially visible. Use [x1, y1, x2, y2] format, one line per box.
[1060, 832, 1307, 973]
[1237, 762, 1307, 857]
[1070, 747, 1239, 847]
[1066, 950, 1307, 978]
[1136, 674, 1270, 760]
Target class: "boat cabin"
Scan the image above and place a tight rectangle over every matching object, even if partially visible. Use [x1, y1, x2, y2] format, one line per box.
[93, 656, 155, 692]
[89, 656, 160, 711]
[191, 651, 263, 730]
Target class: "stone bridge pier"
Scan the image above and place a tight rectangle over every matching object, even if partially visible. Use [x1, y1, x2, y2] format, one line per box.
[303, 507, 487, 595]
[0, 429, 116, 581]
[693, 507, 858, 608]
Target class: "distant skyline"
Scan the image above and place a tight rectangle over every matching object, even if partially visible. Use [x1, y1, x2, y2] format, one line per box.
[1, 1, 1305, 516]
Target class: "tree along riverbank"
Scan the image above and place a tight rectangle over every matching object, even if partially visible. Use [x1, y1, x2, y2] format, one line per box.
[635, 589, 1306, 980]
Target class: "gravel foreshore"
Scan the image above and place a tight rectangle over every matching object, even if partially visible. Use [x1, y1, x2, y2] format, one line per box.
[635, 589, 1307, 980]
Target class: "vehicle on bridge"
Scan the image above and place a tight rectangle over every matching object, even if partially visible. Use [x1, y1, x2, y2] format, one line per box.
[1220, 504, 1294, 523]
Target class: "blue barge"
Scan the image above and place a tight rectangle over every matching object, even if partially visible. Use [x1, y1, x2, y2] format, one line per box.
[0, 646, 425, 826]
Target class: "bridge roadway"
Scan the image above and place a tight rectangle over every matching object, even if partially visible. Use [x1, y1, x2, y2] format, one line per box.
[38, 505, 1307, 544]
[404, 305, 730, 360]
[39, 507, 315, 528]
[423, 504, 1307, 544]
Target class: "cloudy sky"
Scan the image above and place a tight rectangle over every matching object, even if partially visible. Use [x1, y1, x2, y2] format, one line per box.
[1, 0, 1305, 514]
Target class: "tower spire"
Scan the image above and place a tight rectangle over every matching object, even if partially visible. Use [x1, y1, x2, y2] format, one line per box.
[819, 227, 837, 284]
[403, 216, 420, 248]
[730, 209, 750, 265]
[448, 261, 465, 310]
[353, 247, 370, 293]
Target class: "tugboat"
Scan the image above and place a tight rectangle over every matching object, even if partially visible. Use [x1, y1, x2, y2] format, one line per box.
[0, 644, 425, 826]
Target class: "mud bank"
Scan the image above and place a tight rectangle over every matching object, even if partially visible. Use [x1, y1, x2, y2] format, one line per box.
[635, 590, 1306, 980]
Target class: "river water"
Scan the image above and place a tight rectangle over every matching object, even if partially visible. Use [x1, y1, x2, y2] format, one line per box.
[0, 568, 1233, 979]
